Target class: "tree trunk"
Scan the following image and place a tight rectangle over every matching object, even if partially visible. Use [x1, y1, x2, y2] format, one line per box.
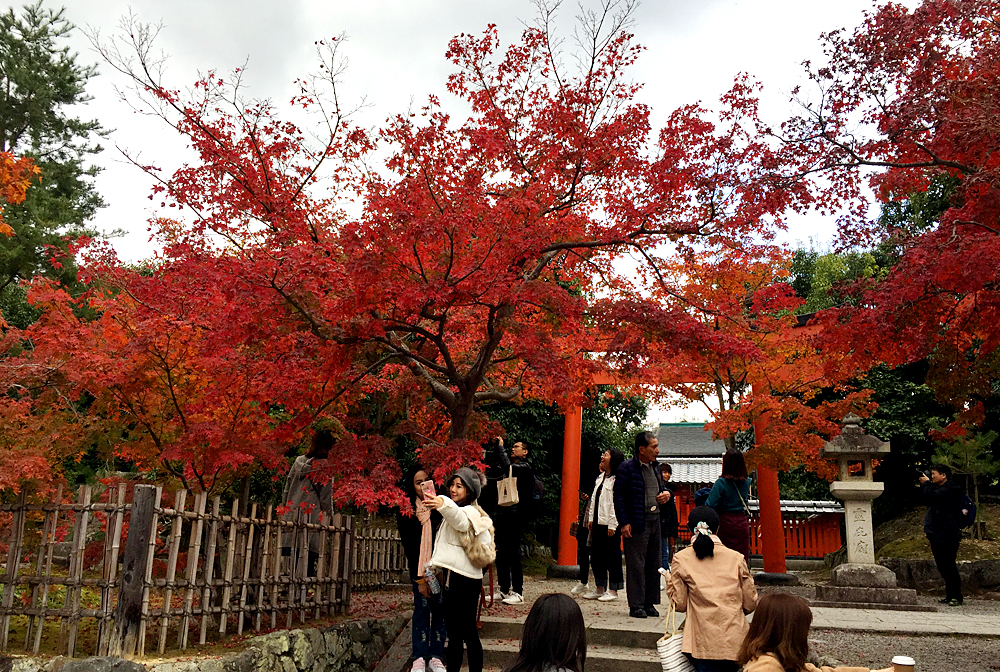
[449, 394, 476, 441]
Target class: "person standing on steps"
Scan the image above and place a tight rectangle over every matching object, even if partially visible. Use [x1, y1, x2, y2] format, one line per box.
[494, 440, 535, 605]
[584, 448, 624, 601]
[919, 463, 965, 606]
[614, 430, 670, 618]
[569, 485, 593, 596]
[660, 463, 678, 572]
[396, 466, 447, 672]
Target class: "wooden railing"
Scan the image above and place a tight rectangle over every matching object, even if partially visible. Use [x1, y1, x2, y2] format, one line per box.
[351, 525, 408, 591]
[674, 495, 843, 558]
[0, 483, 359, 658]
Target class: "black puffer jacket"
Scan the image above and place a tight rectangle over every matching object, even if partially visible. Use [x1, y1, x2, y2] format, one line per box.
[921, 479, 963, 542]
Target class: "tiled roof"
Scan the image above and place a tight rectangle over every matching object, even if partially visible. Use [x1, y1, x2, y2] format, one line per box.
[658, 457, 722, 484]
[656, 423, 724, 457]
[748, 499, 845, 514]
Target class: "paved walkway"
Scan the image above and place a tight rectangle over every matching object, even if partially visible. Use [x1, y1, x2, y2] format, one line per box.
[491, 575, 1000, 637]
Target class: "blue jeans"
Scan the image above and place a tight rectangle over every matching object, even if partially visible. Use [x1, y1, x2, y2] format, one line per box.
[411, 581, 447, 661]
[661, 536, 672, 569]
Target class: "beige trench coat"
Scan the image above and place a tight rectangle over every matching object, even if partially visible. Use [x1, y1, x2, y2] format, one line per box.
[664, 534, 758, 661]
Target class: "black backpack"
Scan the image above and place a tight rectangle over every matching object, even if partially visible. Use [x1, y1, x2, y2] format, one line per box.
[959, 492, 977, 528]
[532, 474, 545, 503]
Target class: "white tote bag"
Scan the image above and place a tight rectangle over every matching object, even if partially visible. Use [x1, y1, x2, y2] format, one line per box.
[656, 602, 695, 672]
[497, 466, 519, 507]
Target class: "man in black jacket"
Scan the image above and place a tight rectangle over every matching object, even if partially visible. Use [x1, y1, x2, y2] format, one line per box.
[495, 440, 535, 605]
[919, 463, 964, 606]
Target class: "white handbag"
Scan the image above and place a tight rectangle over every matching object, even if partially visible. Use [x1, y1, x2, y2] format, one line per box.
[656, 601, 695, 672]
[497, 466, 519, 507]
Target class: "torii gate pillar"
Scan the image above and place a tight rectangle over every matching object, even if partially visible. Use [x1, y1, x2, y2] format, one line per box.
[557, 406, 583, 566]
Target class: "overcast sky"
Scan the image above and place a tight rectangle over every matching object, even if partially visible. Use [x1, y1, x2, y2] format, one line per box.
[56, 0, 891, 423]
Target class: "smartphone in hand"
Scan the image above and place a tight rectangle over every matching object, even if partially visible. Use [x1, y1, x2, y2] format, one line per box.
[420, 480, 436, 499]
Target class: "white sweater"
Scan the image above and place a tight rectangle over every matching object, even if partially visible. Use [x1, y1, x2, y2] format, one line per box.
[587, 474, 619, 531]
[427, 497, 493, 579]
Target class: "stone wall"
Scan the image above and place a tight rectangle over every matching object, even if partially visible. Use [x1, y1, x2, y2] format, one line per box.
[3, 612, 410, 672]
[880, 557, 1000, 594]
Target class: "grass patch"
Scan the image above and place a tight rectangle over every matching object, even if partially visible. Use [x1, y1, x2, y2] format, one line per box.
[875, 503, 1000, 561]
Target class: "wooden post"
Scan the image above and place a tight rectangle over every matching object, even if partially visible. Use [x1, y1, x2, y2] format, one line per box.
[24, 490, 54, 650]
[33, 484, 62, 655]
[342, 515, 354, 610]
[109, 484, 159, 658]
[158, 490, 187, 655]
[199, 496, 221, 645]
[179, 492, 206, 649]
[236, 502, 256, 635]
[255, 506, 272, 631]
[66, 485, 91, 657]
[98, 484, 127, 655]
[218, 497, 238, 636]
[0, 490, 27, 653]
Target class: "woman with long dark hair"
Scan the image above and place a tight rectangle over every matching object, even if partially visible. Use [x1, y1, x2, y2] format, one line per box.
[737, 594, 892, 672]
[502, 593, 587, 672]
[583, 449, 625, 601]
[396, 466, 446, 672]
[705, 450, 752, 562]
[664, 506, 757, 672]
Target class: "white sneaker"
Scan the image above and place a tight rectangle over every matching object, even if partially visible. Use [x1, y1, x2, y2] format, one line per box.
[411, 659, 426, 672]
[502, 592, 524, 605]
[597, 591, 618, 602]
[570, 582, 588, 595]
[428, 658, 446, 672]
[582, 590, 602, 600]
[494, 591, 509, 602]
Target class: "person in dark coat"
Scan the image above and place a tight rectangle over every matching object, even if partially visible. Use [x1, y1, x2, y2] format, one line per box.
[494, 440, 535, 605]
[614, 431, 670, 618]
[919, 463, 965, 605]
[395, 466, 446, 672]
[660, 464, 678, 570]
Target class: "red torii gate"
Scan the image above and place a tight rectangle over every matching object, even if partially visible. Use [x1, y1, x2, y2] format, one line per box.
[555, 374, 789, 575]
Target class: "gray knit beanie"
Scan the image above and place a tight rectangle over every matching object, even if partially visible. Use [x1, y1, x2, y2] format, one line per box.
[452, 467, 483, 502]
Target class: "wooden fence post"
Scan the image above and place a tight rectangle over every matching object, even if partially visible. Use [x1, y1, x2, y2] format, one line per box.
[0, 490, 27, 653]
[109, 484, 158, 657]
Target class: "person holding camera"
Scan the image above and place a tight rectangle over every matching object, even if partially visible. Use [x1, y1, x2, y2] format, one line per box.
[918, 464, 964, 606]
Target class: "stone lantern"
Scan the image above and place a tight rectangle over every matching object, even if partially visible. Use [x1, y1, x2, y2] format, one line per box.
[814, 414, 927, 609]
[822, 412, 888, 565]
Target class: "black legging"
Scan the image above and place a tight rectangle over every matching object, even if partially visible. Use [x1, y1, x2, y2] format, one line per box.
[590, 524, 624, 590]
[494, 515, 524, 595]
[443, 571, 483, 672]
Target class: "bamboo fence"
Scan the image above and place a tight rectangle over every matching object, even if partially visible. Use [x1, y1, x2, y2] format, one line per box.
[0, 482, 415, 658]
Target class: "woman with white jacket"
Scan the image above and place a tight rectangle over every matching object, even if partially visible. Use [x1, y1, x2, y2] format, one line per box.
[583, 449, 624, 601]
[424, 467, 493, 672]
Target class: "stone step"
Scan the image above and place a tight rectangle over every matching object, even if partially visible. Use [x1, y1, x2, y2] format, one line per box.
[481, 638, 662, 672]
[480, 615, 667, 649]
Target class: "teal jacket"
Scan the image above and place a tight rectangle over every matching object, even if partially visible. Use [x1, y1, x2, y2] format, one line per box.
[705, 477, 750, 514]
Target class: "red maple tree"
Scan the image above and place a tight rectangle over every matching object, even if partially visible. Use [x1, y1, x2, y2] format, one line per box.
[779, 0, 1000, 429]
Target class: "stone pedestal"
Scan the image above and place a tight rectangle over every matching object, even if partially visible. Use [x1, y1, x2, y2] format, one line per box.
[812, 563, 933, 610]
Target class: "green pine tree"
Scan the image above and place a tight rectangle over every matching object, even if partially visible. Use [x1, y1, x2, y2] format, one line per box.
[0, 1, 106, 325]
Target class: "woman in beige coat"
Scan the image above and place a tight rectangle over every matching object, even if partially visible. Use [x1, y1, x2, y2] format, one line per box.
[738, 594, 893, 672]
[664, 506, 757, 672]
